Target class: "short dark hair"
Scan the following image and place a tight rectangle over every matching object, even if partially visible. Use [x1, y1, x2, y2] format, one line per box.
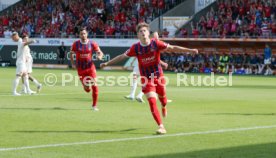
[79, 27, 87, 32]
[136, 22, 150, 32]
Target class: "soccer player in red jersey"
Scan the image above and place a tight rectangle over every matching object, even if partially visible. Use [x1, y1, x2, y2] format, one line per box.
[70, 28, 104, 111]
[101, 23, 198, 134]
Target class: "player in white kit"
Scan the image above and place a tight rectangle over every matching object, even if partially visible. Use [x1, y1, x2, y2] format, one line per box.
[125, 57, 145, 102]
[21, 35, 42, 93]
[11, 32, 36, 96]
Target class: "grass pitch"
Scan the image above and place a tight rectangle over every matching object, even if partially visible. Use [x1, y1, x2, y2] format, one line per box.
[0, 67, 276, 158]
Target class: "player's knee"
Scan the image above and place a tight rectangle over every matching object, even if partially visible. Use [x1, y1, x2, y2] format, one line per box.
[145, 92, 157, 99]
[158, 95, 166, 98]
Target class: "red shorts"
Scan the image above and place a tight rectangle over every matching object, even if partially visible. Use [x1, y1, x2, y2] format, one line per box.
[78, 67, 96, 87]
[141, 76, 166, 96]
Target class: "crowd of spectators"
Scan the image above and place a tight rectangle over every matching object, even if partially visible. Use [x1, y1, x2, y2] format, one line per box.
[182, 0, 276, 38]
[161, 52, 276, 75]
[0, 0, 184, 38]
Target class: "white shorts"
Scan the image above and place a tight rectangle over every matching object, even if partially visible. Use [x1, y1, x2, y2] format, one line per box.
[16, 63, 27, 75]
[26, 60, 33, 73]
[133, 65, 140, 75]
[264, 58, 271, 65]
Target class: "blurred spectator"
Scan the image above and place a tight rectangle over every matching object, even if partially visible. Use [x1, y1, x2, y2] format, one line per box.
[181, 0, 276, 38]
[0, 0, 185, 38]
[57, 41, 67, 64]
[263, 44, 273, 75]
[161, 51, 275, 75]
[162, 28, 169, 37]
[3, 27, 12, 38]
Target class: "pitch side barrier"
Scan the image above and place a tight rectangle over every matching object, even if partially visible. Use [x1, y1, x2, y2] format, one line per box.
[162, 38, 276, 54]
[0, 38, 137, 67]
[1, 38, 275, 68]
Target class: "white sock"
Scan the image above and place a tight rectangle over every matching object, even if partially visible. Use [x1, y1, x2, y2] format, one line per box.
[32, 79, 40, 87]
[268, 68, 273, 75]
[130, 78, 138, 98]
[23, 75, 31, 92]
[13, 76, 21, 93]
[21, 84, 27, 92]
[137, 91, 144, 98]
[259, 65, 264, 74]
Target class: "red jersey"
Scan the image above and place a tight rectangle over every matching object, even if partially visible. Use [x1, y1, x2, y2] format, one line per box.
[71, 40, 99, 71]
[125, 39, 168, 78]
[264, 6, 271, 18]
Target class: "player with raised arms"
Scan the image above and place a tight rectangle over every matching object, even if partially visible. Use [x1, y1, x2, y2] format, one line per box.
[101, 23, 198, 134]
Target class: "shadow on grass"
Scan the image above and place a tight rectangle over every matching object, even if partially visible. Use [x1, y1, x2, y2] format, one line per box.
[132, 142, 276, 158]
[205, 113, 276, 116]
[11, 128, 140, 134]
[229, 85, 276, 89]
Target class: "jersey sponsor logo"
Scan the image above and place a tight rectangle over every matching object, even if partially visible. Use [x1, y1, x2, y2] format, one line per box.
[141, 56, 156, 64]
[80, 54, 90, 58]
[150, 48, 156, 52]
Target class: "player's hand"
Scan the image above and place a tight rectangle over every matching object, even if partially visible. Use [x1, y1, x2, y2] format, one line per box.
[192, 49, 198, 54]
[97, 54, 103, 61]
[100, 63, 108, 69]
[33, 39, 38, 43]
[162, 62, 168, 70]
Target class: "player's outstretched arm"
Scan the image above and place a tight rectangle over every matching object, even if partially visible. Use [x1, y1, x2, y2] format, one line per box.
[23, 39, 37, 46]
[70, 51, 76, 69]
[100, 54, 128, 68]
[164, 45, 198, 54]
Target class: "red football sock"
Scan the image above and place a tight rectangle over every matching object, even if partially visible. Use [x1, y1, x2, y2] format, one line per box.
[147, 97, 162, 126]
[92, 85, 98, 107]
[159, 96, 167, 107]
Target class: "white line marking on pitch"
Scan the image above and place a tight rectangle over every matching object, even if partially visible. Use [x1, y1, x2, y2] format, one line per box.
[0, 125, 276, 152]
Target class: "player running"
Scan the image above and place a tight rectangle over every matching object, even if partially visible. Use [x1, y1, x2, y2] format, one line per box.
[125, 32, 171, 103]
[21, 34, 42, 94]
[101, 23, 198, 134]
[70, 28, 104, 111]
[11, 32, 36, 96]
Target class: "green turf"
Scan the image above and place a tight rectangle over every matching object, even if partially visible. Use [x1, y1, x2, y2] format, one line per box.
[0, 67, 276, 158]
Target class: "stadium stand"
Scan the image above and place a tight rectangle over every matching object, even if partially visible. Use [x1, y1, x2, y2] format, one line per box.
[0, 0, 185, 38]
[183, 0, 276, 38]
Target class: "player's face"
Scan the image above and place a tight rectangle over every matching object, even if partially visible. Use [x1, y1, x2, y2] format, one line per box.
[11, 34, 19, 42]
[79, 30, 88, 41]
[138, 27, 150, 41]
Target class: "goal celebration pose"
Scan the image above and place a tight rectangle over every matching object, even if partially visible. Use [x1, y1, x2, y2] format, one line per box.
[101, 23, 198, 134]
